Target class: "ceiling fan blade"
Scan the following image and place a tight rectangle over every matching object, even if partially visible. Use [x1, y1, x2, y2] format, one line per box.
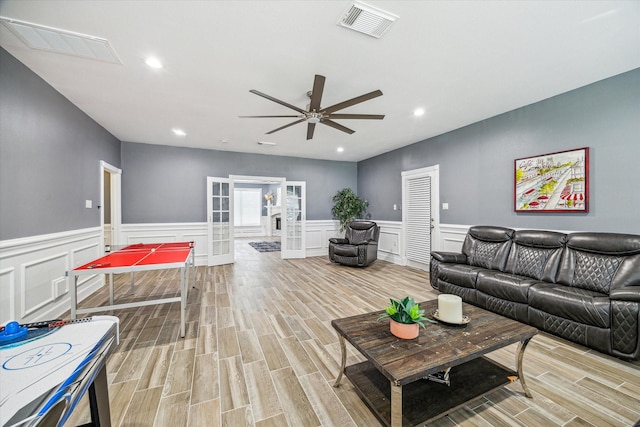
[321, 119, 355, 135]
[308, 75, 325, 112]
[306, 123, 316, 140]
[321, 90, 383, 114]
[320, 90, 382, 114]
[265, 118, 306, 134]
[239, 115, 302, 118]
[249, 89, 307, 114]
[327, 114, 385, 120]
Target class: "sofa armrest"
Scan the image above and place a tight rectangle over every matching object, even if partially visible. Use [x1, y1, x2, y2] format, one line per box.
[354, 240, 377, 246]
[431, 251, 467, 264]
[329, 238, 349, 244]
[610, 288, 640, 303]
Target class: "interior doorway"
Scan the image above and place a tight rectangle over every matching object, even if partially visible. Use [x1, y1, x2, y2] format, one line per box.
[207, 175, 306, 266]
[100, 161, 122, 252]
[402, 165, 439, 271]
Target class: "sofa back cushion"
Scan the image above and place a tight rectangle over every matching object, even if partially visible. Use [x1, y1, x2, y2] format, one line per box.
[462, 226, 514, 271]
[345, 221, 379, 244]
[505, 230, 567, 282]
[557, 232, 640, 294]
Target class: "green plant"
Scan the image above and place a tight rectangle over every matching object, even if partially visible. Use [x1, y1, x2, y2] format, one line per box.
[378, 297, 436, 328]
[331, 188, 369, 232]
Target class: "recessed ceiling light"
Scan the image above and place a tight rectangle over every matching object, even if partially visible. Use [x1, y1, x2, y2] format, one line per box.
[145, 56, 163, 69]
[413, 108, 425, 117]
[172, 128, 186, 136]
[337, 147, 344, 153]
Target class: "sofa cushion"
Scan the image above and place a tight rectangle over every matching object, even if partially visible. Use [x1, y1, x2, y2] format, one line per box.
[476, 271, 536, 304]
[557, 232, 640, 295]
[345, 221, 378, 244]
[438, 264, 484, 289]
[462, 226, 514, 271]
[333, 245, 358, 257]
[529, 283, 610, 328]
[505, 230, 566, 282]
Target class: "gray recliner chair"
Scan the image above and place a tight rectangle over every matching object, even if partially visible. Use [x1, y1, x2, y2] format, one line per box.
[329, 221, 380, 267]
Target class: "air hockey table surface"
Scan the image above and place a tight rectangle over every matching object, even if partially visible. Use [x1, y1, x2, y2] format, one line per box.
[1, 316, 119, 427]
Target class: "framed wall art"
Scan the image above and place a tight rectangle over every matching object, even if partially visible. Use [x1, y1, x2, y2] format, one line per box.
[514, 147, 589, 213]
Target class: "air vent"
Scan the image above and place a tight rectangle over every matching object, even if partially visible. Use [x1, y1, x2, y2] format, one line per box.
[0, 17, 121, 64]
[337, 1, 398, 38]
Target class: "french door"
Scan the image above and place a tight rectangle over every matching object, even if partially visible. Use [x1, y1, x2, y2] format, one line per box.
[207, 177, 234, 266]
[281, 181, 305, 259]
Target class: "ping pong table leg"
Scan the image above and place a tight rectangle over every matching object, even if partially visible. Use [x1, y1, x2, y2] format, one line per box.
[71, 275, 78, 320]
[191, 246, 196, 288]
[180, 266, 186, 338]
[109, 273, 114, 306]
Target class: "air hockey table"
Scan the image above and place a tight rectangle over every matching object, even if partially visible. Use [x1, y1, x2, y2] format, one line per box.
[66, 242, 195, 338]
[0, 316, 119, 427]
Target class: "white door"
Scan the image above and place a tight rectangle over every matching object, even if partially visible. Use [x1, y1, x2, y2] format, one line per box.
[100, 161, 121, 251]
[402, 165, 440, 271]
[281, 181, 305, 259]
[207, 177, 234, 266]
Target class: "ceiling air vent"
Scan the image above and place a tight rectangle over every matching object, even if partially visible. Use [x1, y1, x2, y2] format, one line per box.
[338, 1, 398, 39]
[0, 17, 121, 64]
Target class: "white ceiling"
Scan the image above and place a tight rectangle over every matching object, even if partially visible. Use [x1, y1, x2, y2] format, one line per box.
[1, 1, 639, 162]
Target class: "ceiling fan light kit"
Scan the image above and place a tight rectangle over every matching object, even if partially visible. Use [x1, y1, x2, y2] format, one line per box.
[240, 74, 384, 140]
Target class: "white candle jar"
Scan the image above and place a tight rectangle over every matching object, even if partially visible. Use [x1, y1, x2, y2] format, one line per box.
[438, 294, 463, 324]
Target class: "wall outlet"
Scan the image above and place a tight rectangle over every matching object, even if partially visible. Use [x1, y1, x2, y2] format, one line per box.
[393, 204, 397, 210]
[85, 200, 92, 209]
[442, 202, 449, 210]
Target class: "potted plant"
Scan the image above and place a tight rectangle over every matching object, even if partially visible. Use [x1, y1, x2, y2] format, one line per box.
[378, 297, 435, 339]
[331, 188, 369, 232]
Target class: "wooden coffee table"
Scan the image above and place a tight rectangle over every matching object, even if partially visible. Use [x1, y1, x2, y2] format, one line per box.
[331, 300, 538, 427]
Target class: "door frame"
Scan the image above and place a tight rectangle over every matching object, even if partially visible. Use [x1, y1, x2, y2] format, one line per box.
[401, 164, 440, 267]
[100, 161, 121, 252]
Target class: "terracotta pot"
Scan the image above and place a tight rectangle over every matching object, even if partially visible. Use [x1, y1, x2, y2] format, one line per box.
[389, 319, 419, 339]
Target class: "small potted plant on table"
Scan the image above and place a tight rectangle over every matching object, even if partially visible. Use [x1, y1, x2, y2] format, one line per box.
[378, 297, 435, 339]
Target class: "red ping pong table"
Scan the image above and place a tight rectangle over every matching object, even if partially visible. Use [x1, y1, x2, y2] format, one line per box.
[66, 242, 195, 337]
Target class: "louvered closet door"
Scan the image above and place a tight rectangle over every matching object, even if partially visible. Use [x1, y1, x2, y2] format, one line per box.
[406, 175, 431, 270]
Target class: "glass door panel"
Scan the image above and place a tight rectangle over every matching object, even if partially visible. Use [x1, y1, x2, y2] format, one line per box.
[207, 177, 234, 265]
[282, 181, 305, 258]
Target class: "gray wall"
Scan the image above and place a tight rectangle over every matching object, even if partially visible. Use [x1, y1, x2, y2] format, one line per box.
[121, 142, 357, 223]
[0, 48, 121, 241]
[358, 68, 640, 234]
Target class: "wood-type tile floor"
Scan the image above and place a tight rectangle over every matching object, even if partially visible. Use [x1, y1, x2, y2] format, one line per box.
[67, 238, 640, 426]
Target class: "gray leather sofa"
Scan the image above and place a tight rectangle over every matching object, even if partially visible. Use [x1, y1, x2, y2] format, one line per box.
[430, 226, 640, 360]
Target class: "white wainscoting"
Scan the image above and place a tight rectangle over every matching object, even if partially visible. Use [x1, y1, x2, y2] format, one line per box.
[0, 222, 467, 324]
[0, 227, 104, 325]
[439, 223, 471, 253]
[375, 220, 404, 265]
[120, 223, 209, 266]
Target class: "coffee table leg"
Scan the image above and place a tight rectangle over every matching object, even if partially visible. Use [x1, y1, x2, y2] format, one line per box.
[517, 337, 533, 398]
[333, 334, 347, 387]
[390, 383, 402, 427]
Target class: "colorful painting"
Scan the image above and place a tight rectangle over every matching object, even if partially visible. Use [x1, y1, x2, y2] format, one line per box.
[515, 147, 589, 212]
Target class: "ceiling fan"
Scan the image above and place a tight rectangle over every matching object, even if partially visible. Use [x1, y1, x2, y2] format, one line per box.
[240, 74, 384, 140]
